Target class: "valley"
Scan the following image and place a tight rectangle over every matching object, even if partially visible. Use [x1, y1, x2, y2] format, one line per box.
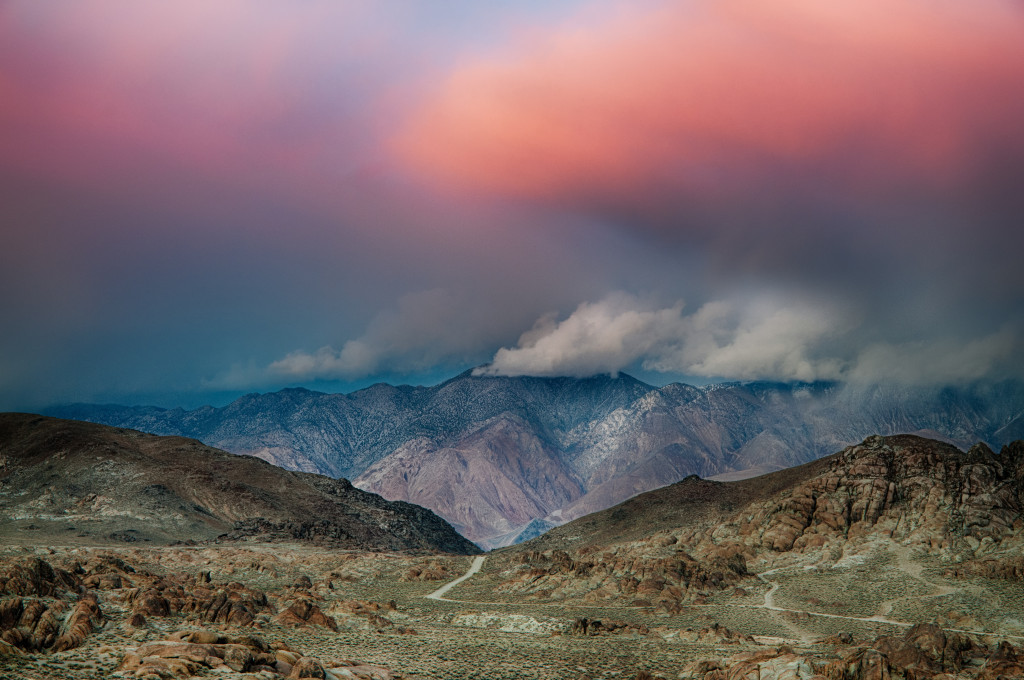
[7, 2, 1024, 677]
[2, 534, 1021, 679]
[2, 424, 1023, 679]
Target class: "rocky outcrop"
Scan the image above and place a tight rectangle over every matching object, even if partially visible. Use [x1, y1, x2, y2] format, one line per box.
[523, 435, 1024, 566]
[700, 435, 1024, 558]
[52, 592, 103, 652]
[0, 558, 81, 597]
[681, 649, 817, 680]
[124, 578, 272, 626]
[277, 599, 337, 631]
[950, 555, 1024, 581]
[0, 598, 64, 651]
[0, 592, 102, 653]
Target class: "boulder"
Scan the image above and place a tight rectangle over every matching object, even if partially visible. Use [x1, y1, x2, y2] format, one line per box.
[277, 599, 338, 631]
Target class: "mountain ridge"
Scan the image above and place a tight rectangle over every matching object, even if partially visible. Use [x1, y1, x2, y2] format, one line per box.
[44, 372, 1024, 547]
[0, 413, 480, 555]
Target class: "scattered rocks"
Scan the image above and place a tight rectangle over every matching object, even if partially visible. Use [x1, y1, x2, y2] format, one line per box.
[675, 622, 754, 645]
[504, 549, 745, 604]
[451, 612, 564, 635]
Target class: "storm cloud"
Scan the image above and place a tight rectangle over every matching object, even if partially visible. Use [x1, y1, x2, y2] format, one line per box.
[474, 293, 1021, 386]
[1, 0, 1022, 409]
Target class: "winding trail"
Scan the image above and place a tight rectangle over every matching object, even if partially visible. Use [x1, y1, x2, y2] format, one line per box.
[425, 555, 486, 601]
[421, 552, 1024, 643]
[756, 568, 815, 644]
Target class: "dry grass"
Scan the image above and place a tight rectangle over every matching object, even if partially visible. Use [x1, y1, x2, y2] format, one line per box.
[1, 541, 1021, 680]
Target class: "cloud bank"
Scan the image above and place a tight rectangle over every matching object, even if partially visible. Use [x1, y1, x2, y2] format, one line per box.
[267, 290, 495, 381]
[398, 0, 1024, 206]
[473, 293, 1022, 386]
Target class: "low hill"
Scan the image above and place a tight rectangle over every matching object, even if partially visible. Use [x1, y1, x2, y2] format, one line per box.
[0, 413, 480, 554]
[489, 434, 1024, 613]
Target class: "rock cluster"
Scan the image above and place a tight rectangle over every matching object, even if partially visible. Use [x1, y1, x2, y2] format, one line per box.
[570, 617, 649, 637]
[124, 577, 271, 626]
[116, 629, 419, 679]
[401, 562, 450, 581]
[680, 624, 1024, 680]
[276, 599, 338, 630]
[0, 557, 81, 597]
[0, 597, 65, 651]
[117, 630, 279, 677]
[728, 436, 1024, 556]
[0, 592, 103, 653]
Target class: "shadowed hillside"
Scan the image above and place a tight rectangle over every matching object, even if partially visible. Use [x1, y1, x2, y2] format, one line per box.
[0, 414, 480, 555]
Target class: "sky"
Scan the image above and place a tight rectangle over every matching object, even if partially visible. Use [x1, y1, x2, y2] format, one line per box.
[1, 0, 1023, 410]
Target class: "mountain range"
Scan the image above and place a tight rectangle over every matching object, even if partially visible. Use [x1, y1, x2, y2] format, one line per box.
[46, 371, 1024, 548]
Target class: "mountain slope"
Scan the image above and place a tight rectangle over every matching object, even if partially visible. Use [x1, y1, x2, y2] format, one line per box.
[45, 374, 1024, 546]
[0, 413, 479, 554]
[492, 434, 1024, 609]
[356, 415, 585, 545]
[517, 434, 1024, 555]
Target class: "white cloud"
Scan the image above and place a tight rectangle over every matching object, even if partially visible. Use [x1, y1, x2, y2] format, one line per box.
[476, 292, 847, 382]
[214, 290, 1022, 391]
[645, 299, 847, 382]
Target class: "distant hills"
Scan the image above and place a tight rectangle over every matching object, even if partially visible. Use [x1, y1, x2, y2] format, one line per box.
[0, 414, 479, 554]
[45, 371, 1024, 548]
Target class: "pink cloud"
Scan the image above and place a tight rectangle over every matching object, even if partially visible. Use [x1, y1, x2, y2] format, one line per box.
[0, 2, 390, 212]
[394, 0, 1024, 204]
